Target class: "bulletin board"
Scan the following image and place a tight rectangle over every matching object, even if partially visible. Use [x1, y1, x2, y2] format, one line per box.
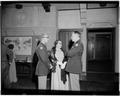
[3, 36, 32, 55]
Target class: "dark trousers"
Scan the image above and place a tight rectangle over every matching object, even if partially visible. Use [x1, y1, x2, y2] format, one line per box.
[32, 67, 38, 89]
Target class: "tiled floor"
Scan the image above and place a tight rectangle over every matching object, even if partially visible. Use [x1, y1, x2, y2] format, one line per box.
[1, 72, 119, 95]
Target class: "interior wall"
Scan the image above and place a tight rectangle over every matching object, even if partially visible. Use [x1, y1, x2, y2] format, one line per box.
[58, 10, 81, 29]
[2, 4, 57, 60]
[87, 8, 117, 24]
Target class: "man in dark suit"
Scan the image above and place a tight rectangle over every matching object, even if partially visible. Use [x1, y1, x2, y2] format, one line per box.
[32, 40, 40, 89]
[65, 31, 84, 91]
[35, 34, 51, 90]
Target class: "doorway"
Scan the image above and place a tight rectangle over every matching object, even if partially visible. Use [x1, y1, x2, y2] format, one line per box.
[87, 28, 115, 73]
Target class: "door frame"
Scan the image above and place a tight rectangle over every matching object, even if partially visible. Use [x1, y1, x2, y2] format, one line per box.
[87, 27, 116, 73]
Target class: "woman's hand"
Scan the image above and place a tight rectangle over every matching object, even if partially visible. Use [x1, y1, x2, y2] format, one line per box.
[61, 62, 67, 69]
[53, 60, 57, 64]
[57, 61, 62, 66]
[51, 66, 56, 73]
[9, 62, 12, 65]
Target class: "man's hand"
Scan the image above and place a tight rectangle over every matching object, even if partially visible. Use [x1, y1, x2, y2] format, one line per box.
[50, 64, 53, 69]
[9, 62, 12, 65]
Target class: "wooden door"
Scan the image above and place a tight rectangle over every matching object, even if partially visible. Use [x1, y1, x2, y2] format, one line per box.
[59, 31, 72, 52]
[95, 33, 112, 60]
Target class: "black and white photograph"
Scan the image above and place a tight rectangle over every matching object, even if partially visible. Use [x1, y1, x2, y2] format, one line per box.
[1, 1, 119, 95]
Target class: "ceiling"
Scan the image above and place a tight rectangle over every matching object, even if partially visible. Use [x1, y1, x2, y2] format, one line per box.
[2, 2, 118, 10]
[53, 3, 118, 10]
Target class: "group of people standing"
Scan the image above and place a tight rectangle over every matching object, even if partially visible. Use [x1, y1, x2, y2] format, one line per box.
[35, 31, 84, 91]
[1, 30, 83, 91]
[1, 39, 18, 89]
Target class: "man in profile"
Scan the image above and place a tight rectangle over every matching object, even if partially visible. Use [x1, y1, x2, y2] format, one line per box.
[35, 34, 51, 90]
[65, 31, 84, 91]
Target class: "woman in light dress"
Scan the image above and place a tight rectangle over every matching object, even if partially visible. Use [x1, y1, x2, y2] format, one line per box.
[49, 40, 69, 90]
[7, 44, 17, 83]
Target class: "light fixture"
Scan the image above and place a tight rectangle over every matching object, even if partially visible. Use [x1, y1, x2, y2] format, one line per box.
[99, 3, 107, 7]
[15, 4, 23, 9]
[42, 3, 51, 12]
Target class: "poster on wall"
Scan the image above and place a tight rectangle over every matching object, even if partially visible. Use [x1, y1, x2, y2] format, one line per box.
[4, 37, 32, 55]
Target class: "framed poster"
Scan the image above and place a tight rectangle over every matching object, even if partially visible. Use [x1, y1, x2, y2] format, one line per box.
[4, 36, 32, 55]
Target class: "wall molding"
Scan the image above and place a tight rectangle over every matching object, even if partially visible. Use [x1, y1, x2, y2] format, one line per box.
[87, 22, 116, 28]
[2, 27, 34, 36]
